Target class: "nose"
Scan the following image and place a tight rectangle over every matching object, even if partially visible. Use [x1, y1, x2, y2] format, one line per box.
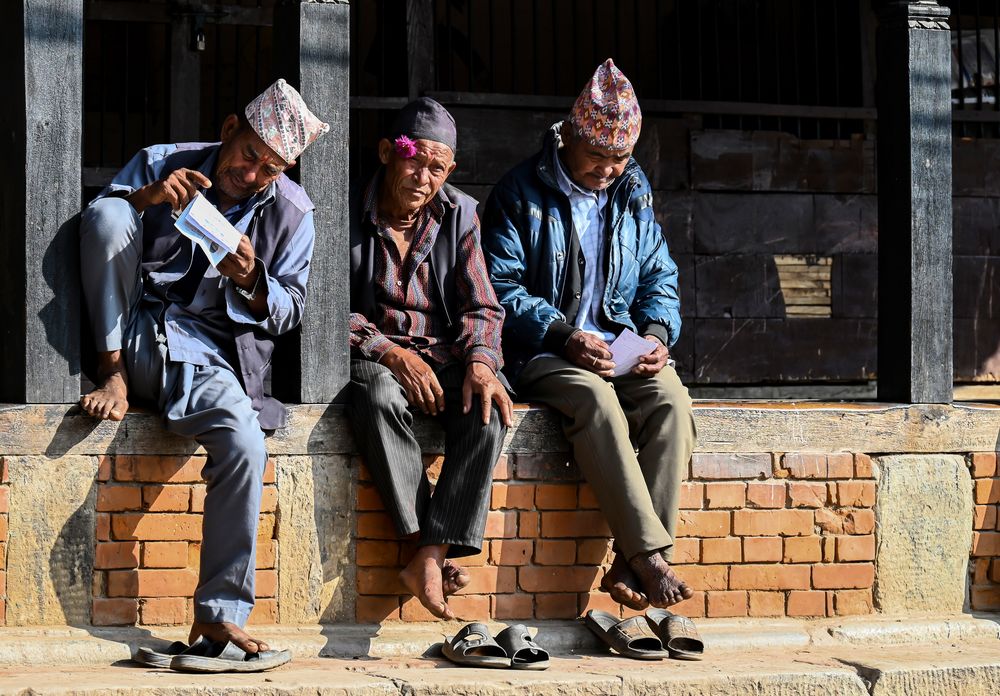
[414, 167, 431, 187]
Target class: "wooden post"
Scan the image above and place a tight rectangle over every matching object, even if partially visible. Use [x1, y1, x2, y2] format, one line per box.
[169, 14, 202, 142]
[0, 0, 83, 403]
[273, 0, 350, 403]
[406, 0, 435, 100]
[875, 0, 953, 403]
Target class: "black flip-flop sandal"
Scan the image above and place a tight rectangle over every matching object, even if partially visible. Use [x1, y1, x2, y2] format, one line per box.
[583, 609, 669, 660]
[645, 608, 705, 660]
[441, 622, 510, 668]
[168, 637, 292, 673]
[133, 641, 188, 668]
[495, 624, 550, 670]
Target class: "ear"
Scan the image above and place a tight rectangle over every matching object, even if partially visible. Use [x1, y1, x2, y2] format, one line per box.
[220, 114, 242, 141]
[377, 139, 392, 165]
[445, 160, 457, 179]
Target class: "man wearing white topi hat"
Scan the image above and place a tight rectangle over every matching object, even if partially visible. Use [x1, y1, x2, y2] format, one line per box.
[78, 79, 327, 669]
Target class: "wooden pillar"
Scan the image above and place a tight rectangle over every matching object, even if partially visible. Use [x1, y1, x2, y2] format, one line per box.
[273, 0, 350, 403]
[875, 0, 953, 403]
[406, 0, 435, 100]
[0, 0, 83, 403]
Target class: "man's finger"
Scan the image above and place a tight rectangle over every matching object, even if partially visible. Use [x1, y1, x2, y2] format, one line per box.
[430, 375, 446, 413]
[186, 169, 212, 188]
[461, 379, 473, 415]
[480, 389, 491, 425]
[496, 392, 514, 428]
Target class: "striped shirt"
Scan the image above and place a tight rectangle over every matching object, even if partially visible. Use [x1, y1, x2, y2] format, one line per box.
[349, 179, 504, 373]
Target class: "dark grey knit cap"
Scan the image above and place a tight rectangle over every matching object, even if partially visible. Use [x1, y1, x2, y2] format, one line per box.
[388, 97, 457, 153]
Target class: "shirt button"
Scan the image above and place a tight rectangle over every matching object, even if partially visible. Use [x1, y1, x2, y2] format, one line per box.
[396, 280, 403, 287]
[574, 292, 582, 299]
[556, 252, 564, 259]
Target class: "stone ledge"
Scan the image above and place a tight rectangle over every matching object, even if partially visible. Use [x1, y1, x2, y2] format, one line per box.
[3, 401, 1000, 456]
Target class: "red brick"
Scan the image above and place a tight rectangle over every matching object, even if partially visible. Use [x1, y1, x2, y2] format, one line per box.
[671, 538, 700, 564]
[974, 505, 998, 531]
[458, 545, 489, 567]
[0, 542, 6, 566]
[672, 565, 728, 591]
[972, 532, 1000, 557]
[854, 454, 874, 478]
[259, 487, 278, 513]
[0, 457, 6, 483]
[92, 598, 138, 626]
[115, 456, 205, 483]
[729, 565, 811, 590]
[0, 487, 8, 514]
[815, 508, 874, 535]
[518, 511, 540, 538]
[541, 511, 610, 538]
[971, 453, 998, 478]
[188, 543, 202, 569]
[788, 482, 827, 508]
[95, 542, 140, 570]
[743, 536, 783, 563]
[836, 535, 876, 562]
[255, 570, 277, 598]
[578, 484, 599, 509]
[973, 558, 991, 585]
[355, 460, 372, 482]
[422, 454, 444, 482]
[257, 514, 276, 541]
[357, 567, 406, 595]
[492, 455, 512, 481]
[142, 486, 190, 512]
[491, 483, 535, 510]
[787, 590, 827, 617]
[783, 537, 822, 563]
[140, 597, 187, 625]
[247, 599, 278, 624]
[782, 454, 827, 479]
[579, 592, 622, 617]
[112, 514, 201, 541]
[0, 516, 7, 540]
[577, 539, 611, 565]
[535, 593, 579, 619]
[263, 458, 276, 485]
[970, 585, 1000, 611]
[484, 510, 518, 538]
[493, 594, 533, 619]
[257, 540, 277, 570]
[691, 453, 770, 479]
[535, 484, 577, 510]
[534, 540, 575, 565]
[746, 482, 785, 509]
[826, 454, 854, 479]
[812, 563, 875, 590]
[704, 482, 746, 509]
[357, 595, 399, 622]
[701, 537, 742, 564]
[835, 482, 876, 508]
[490, 540, 533, 566]
[677, 510, 730, 538]
[190, 485, 206, 513]
[97, 485, 142, 512]
[992, 559, 1000, 583]
[97, 456, 112, 482]
[975, 479, 1000, 505]
[733, 510, 813, 537]
[669, 591, 706, 618]
[96, 513, 111, 541]
[356, 512, 397, 540]
[357, 540, 399, 567]
[447, 595, 491, 621]
[519, 566, 598, 593]
[107, 569, 199, 598]
[748, 591, 785, 617]
[460, 566, 500, 594]
[706, 590, 748, 617]
[834, 589, 873, 616]
[679, 482, 704, 509]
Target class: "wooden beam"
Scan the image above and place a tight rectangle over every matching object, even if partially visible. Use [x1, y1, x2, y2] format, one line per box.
[406, 0, 435, 100]
[85, 1, 272, 26]
[875, 1, 954, 403]
[0, 0, 83, 403]
[168, 15, 201, 142]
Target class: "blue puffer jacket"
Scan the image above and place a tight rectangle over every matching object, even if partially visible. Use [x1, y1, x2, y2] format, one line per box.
[482, 122, 681, 382]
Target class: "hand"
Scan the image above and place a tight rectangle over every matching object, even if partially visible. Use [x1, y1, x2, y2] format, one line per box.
[218, 235, 257, 288]
[381, 347, 445, 415]
[127, 168, 211, 214]
[462, 362, 514, 427]
[565, 330, 616, 377]
[632, 339, 671, 377]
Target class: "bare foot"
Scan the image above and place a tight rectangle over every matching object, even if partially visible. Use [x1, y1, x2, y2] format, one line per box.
[81, 351, 129, 421]
[628, 550, 694, 608]
[399, 545, 454, 620]
[441, 559, 470, 596]
[188, 621, 269, 654]
[600, 553, 649, 610]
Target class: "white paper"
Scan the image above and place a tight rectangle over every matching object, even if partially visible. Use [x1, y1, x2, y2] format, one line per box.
[174, 193, 242, 267]
[609, 328, 658, 377]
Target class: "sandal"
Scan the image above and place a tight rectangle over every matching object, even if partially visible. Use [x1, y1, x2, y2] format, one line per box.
[583, 609, 669, 660]
[168, 637, 291, 673]
[645, 608, 704, 660]
[133, 640, 188, 668]
[441, 622, 510, 668]
[495, 624, 549, 670]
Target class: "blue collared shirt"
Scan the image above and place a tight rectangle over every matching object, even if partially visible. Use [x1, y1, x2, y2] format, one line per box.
[97, 143, 315, 369]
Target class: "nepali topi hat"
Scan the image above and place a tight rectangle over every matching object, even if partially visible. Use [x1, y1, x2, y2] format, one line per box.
[569, 58, 642, 151]
[244, 78, 329, 164]
[388, 97, 458, 154]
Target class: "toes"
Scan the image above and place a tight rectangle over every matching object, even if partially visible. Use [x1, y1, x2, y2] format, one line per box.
[679, 583, 695, 599]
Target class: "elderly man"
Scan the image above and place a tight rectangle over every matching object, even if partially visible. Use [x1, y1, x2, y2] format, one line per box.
[483, 60, 696, 611]
[79, 80, 327, 668]
[349, 98, 512, 620]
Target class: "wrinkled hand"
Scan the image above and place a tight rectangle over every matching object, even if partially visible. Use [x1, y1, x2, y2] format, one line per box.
[462, 362, 514, 427]
[217, 236, 257, 289]
[381, 347, 445, 415]
[632, 339, 671, 377]
[127, 168, 211, 214]
[565, 330, 616, 377]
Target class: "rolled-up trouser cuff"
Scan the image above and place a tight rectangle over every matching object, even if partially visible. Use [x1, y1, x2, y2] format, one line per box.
[193, 602, 253, 627]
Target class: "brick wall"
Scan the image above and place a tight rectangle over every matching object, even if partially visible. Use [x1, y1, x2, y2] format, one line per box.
[1, 457, 8, 625]
[90, 455, 278, 627]
[354, 451, 877, 621]
[970, 452, 1000, 611]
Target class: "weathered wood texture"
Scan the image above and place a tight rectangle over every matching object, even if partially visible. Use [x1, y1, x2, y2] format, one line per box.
[273, 1, 351, 403]
[405, 0, 434, 100]
[0, 0, 83, 403]
[3, 402, 999, 456]
[875, 1, 953, 403]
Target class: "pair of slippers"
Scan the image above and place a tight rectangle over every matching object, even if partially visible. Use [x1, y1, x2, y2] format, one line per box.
[584, 608, 704, 660]
[442, 622, 550, 670]
[133, 638, 292, 673]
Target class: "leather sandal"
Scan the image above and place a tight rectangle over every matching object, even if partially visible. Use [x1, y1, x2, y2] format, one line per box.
[645, 608, 705, 660]
[583, 609, 669, 660]
[441, 622, 509, 668]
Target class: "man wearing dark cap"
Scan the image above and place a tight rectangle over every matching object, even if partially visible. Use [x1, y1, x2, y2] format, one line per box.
[349, 97, 513, 619]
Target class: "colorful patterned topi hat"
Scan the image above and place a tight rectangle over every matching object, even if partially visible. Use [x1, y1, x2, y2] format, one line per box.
[568, 58, 642, 151]
[244, 78, 329, 164]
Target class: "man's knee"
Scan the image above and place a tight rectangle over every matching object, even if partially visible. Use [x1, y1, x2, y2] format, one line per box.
[81, 197, 140, 252]
[351, 364, 409, 419]
[570, 373, 621, 413]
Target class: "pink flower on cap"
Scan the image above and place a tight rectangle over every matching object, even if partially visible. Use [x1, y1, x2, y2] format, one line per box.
[569, 58, 642, 151]
[394, 135, 418, 159]
[244, 78, 329, 163]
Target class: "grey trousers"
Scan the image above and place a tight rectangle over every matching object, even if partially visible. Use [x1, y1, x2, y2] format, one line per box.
[349, 358, 506, 558]
[80, 197, 266, 626]
[517, 356, 696, 561]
